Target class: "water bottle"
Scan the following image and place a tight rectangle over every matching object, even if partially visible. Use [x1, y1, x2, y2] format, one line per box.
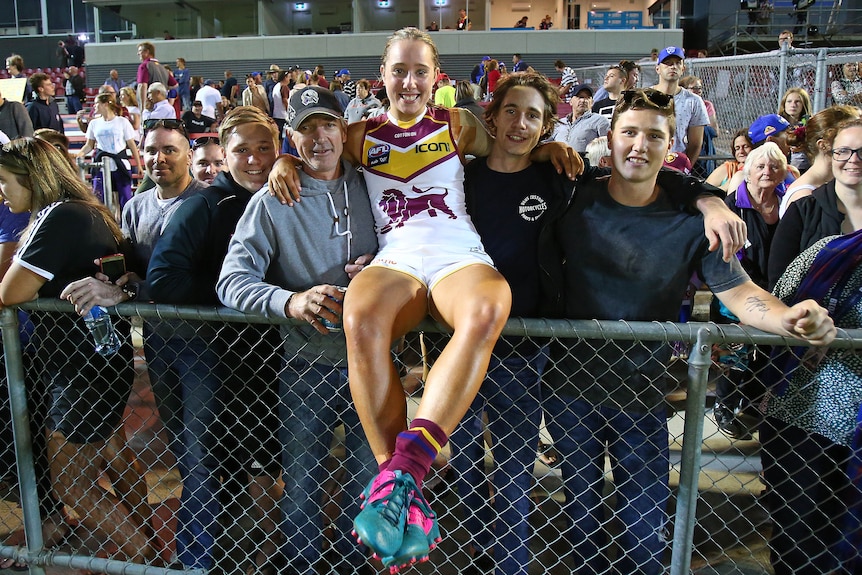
[83, 305, 121, 356]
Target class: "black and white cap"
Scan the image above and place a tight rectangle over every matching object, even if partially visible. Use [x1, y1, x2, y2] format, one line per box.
[287, 86, 344, 130]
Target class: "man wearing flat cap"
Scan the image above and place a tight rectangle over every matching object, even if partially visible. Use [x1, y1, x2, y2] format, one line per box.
[552, 83, 610, 154]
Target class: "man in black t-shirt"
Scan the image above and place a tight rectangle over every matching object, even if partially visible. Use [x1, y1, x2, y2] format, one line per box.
[181, 101, 216, 134]
[538, 88, 835, 575]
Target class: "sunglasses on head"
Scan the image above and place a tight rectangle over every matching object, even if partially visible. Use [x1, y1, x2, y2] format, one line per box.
[192, 136, 219, 149]
[620, 89, 673, 109]
[142, 119, 189, 138]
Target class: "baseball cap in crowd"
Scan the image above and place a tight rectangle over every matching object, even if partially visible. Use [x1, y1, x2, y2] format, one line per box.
[663, 151, 692, 175]
[436, 73, 450, 84]
[287, 86, 344, 130]
[268, 64, 281, 72]
[338, 69, 351, 76]
[192, 100, 203, 107]
[658, 46, 685, 63]
[748, 114, 791, 144]
[482, 56, 491, 61]
[204, 79, 215, 86]
[288, 65, 301, 73]
[251, 71, 262, 78]
[572, 83, 594, 97]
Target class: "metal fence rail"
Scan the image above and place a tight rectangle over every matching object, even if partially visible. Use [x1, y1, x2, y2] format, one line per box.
[2, 301, 861, 575]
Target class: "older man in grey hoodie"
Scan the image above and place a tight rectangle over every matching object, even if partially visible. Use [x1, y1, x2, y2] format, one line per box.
[217, 87, 378, 575]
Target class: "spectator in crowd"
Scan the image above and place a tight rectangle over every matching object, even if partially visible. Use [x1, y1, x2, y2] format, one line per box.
[0, 88, 34, 139]
[539, 14, 553, 29]
[34, 128, 76, 170]
[267, 26, 580, 574]
[592, 64, 627, 120]
[76, 84, 128, 133]
[711, 142, 788, 439]
[651, 46, 709, 164]
[553, 83, 610, 154]
[181, 100, 216, 135]
[768, 118, 862, 288]
[779, 86, 812, 171]
[338, 69, 356, 99]
[679, 75, 718, 177]
[726, 114, 800, 197]
[471, 56, 491, 85]
[147, 107, 284, 573]
[76, 93, 140, 208]
[66, 38, 85, 67]
[426, 21, 439, 31]
[538, 87, 835, 575]
[483, 59, 502, 100]
[56, 41, 69, 69]
[271, 71, 291, 138]
[196, 80, 222, 122]
[454, 80, 486, 127]
[190, 136, 225, 185]
[104, 69, 125, 95]
[584, 135, 611, 167]
[264, 64, 280, 112]
[638, 48, 660, 87]
[706, 128, 753, 192]
[313, 65, 329, 89]
[119, 86, 142, 134]
[457, 8, 472, 30]
[331, 79, 351, 110]
[242, 72, 269, 114]
[512, 53, 528, 72]
[0, 137, 158, 568]
[778, 29, 794, 50]
[218, 86, 379, 575]
[554, 60, 579, 100]
[142, 82, 177, 121]
[26, 73, 63, 133]
[190, 75, 203, 103]
[174, 57, 191, 110]
[5, 55, 32, 103]
[135, 42, 164, 114]
[763, 218, 862, 574]
[514, 17, 529, 28]
[64, 65, 85, 115]
[780, 105, 861, 216]
[594, 60, 641, 103]
[831, 62, 862, 107]
[221, 70, 239, 106]
[434, 73, 455, 108]
[343, 79, 381, 124]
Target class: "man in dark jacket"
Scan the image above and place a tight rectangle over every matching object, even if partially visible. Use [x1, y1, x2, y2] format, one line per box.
[26, 73, 64, 133]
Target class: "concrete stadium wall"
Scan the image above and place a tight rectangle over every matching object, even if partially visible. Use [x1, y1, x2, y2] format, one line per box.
[82, 29, 683, 88]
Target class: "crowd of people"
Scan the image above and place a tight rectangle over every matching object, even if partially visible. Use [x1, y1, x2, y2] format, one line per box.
[0, 27, 859, 575]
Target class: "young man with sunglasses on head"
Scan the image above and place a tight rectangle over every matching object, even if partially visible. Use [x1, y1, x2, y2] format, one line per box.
[190, 136, 225, 185]
[537, 89, 836, 575]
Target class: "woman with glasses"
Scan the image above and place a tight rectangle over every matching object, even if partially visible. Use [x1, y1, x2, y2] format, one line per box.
[779, 105, 861, 217]
[761, 121, 862, 573]
[76, 93, 141, 209]
[0, 138, 156, 568]
[769, 118, 862, 287]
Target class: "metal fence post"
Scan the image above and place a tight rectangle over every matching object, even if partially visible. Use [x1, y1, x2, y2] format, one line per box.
[670, 326, 713, 575]
[813, 48, 828, 112]
[778, 45, 788, 105]
[0, 307, 46, 575]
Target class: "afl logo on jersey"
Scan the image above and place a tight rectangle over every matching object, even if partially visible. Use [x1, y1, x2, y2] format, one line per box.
[368, 144, 391, 167]
[518, 194, 547, 222]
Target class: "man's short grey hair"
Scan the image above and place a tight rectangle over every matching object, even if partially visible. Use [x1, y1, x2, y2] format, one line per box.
[148, 82, 167, 95]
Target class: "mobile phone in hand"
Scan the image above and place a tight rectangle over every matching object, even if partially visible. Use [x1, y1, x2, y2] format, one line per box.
[99, 254, 126, 283]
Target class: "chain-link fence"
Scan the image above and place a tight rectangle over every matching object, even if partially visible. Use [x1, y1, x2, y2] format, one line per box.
[1, 301, 861, 575]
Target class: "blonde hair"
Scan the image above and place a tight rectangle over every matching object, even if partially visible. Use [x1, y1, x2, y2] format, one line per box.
[219, 106, 279, 148]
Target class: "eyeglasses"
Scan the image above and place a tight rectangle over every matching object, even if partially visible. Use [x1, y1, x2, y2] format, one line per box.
[142, 119, 188, 138]
[830, 147, 862, 162]
[192, 136, 220, 149]
[689, 85, 703, 91]
[620, 89, 673, 109]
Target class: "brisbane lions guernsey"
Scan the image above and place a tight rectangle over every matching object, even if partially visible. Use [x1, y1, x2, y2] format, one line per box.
[361, 106, 482, 250]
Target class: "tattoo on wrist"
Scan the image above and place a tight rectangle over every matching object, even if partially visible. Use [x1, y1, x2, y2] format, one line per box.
[744, 296, 770, 318]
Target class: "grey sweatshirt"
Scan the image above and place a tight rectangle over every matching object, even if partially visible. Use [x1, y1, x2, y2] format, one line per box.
[217, 160, 377, 366]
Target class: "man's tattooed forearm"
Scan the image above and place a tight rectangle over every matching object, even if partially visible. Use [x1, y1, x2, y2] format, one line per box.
[744, 296, 770, 318]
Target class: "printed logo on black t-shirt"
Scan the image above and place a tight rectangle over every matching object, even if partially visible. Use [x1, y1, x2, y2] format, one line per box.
[518, 194, 547, 222]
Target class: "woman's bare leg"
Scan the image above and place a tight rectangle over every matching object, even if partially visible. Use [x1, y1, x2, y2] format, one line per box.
[343, 268, 428, 464]
[418, 265, 511, 434]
